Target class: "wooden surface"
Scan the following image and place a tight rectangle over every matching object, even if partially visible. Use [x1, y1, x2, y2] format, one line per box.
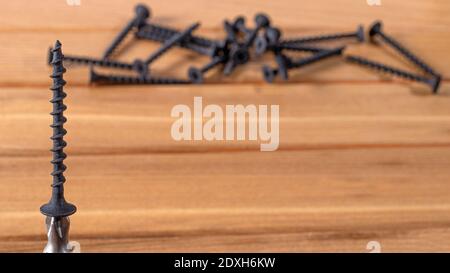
[1, 0, 450, 252]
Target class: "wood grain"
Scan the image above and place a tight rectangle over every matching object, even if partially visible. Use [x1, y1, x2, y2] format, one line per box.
[0, 0, 449, 252]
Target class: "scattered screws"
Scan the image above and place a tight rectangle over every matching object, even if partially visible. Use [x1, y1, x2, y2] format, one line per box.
[263, 46, 345, 82]
[346, 55, 441, 93]
[369, 20, 439, 77]
[102, 4, 151, 59]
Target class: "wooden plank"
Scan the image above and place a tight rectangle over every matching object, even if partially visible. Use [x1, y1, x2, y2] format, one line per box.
[1, 84, 450, 155]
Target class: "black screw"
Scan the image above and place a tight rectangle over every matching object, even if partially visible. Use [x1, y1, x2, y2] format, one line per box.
[255, 27, 329, 56]
[102, 4, 151, 59]
[188, 55, 227, 83]
[40, 40, 77, 218]
[136, 23, 217, 47]
[280, 25, 365, 45]
[368, 20, 439, 77]
[263, 46, 345, 83]
[138, 22, 200, 71]
[135, 25, 215, 56]
[90, 67, 191, 85]
[346, 55, 441, 93]
[47, 48, 134, 70]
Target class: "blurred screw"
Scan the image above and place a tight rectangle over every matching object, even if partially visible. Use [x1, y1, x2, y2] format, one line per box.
[47, 48, 134, 70]
[369, 20, 439, 77]
[90, 68, 190, 85]
[280, 25, 364, 45]
[102, 4, 151, 59]
[263, 46, 345, 82]
[188, 55, 227, 83]
[346, 55, 441, 93]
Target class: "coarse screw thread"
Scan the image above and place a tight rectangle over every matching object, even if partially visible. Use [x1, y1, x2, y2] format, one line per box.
[280, 25, 364, 45]
[40, 41, 76, 218]
[90, 68, 191, 85]
[47, 48, 134, 70]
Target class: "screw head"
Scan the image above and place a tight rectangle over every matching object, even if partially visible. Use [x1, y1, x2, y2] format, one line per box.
[188, 67, 204, 84]
[232, 47, 250, 64]
[254, 36, 269, 55]
[135, 4, 150, 19]
[233, 16, 246, 29]
[266, 27, 281, 44]
[262, 65, 277, 83]
[40, 199, 77, 218]
[369, 20, 383, 38]
[132, 59, 149, 75]
[255, 13, 270, 28]
[356, 25, 365, 43]
[429, 74, 442, 94]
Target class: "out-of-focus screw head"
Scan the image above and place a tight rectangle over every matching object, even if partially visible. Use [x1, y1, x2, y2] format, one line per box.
[234, 16, 246, 29]
[188, 67, 204, 84]
[255, 13, 271, 28]
[430, 74, 442, 94]
[132, 59, 149, 75]
[134, 4, 151, 27]
[356, 25, 365, 42]
[255, 27, 281, 55]
[262, 65, 277, 83]
[369, 21, 383, 38]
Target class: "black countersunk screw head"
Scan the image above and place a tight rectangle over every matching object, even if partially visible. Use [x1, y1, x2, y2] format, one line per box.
[102, 4, 151, 59]
[243, 13, 271, 47]
[40, 40, 76, 218]
[263, 46, 345, 83]
[368, 20, 440, 77]
[346, 55, 441, 93]
[280, 25, 365, 45]
[90, 67, 191, 85]
[188, 55, 227, 84]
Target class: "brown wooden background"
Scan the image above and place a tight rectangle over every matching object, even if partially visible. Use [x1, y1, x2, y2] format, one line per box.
[0, 0, 450, 252]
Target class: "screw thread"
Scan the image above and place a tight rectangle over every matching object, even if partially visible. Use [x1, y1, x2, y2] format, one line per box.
[288, 46, 344, 69]
[48, 48, 135, 70]
[276, 44, 328, 53]
[138, 23, 215, 47]
[136, 29, 212, 56]
[90, 69, 190, 85]
[377, 31, 438, 76]
[144, 22, 200, 65]
[346, 55, 430, 83]
[281, 26, 363, 45]
[40, 41, 76, 218]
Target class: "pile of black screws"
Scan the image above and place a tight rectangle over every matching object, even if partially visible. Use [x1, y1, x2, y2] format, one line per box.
[46, 4, 441, 93]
